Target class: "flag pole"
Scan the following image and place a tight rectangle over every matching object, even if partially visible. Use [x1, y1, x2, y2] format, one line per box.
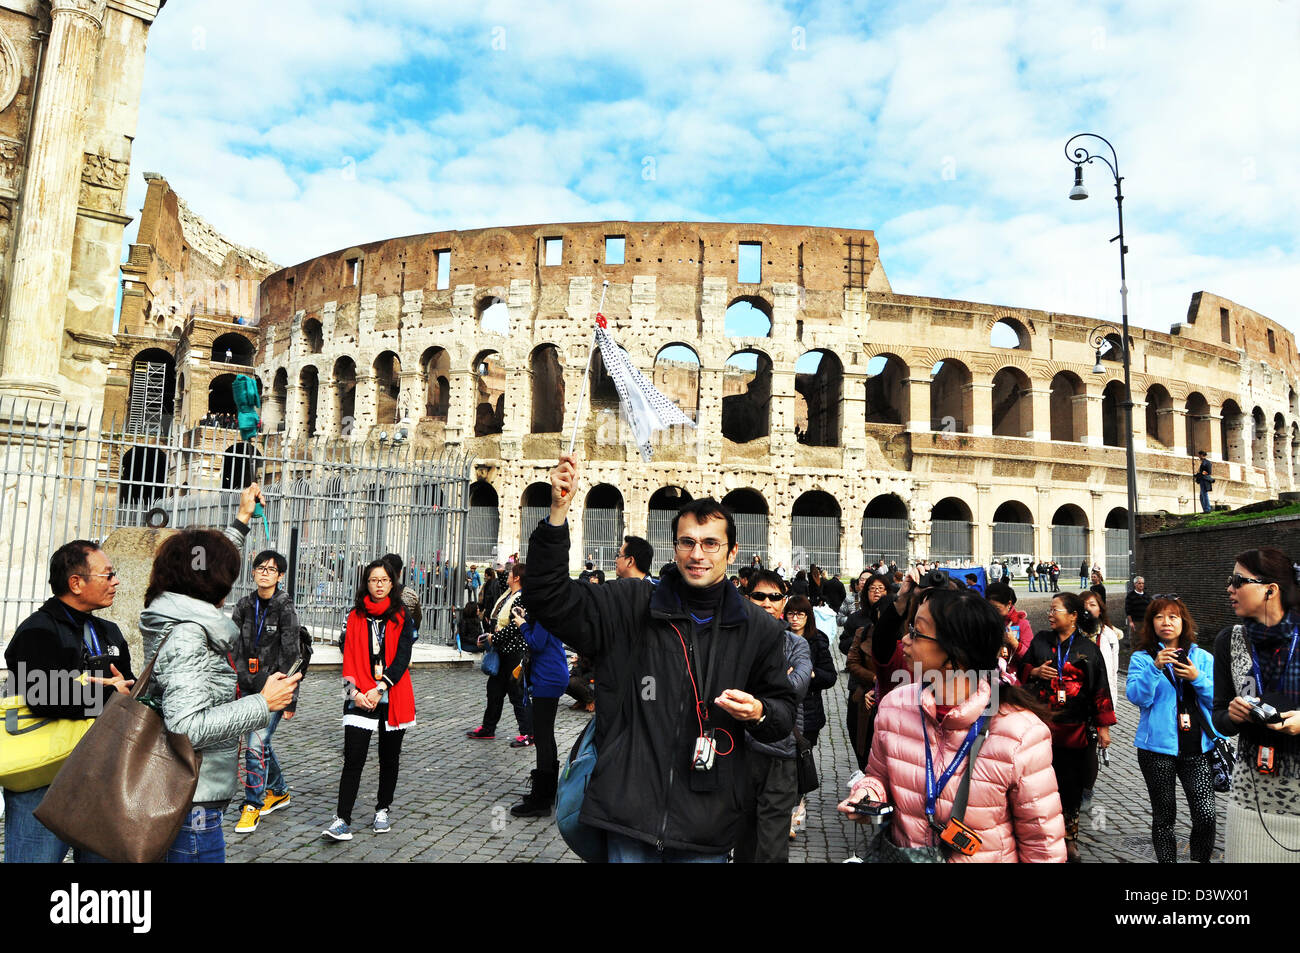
[566, 280, 609, 456]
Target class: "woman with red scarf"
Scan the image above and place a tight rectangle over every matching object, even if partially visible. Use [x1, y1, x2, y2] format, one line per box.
[323, 559, 416, 841]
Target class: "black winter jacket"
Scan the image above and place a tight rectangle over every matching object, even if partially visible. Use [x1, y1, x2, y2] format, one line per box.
[799, 626, 837, 735]
[522, 518, 796, 854]
[3, 598, 135, 718]
[231, 589, 302, 711]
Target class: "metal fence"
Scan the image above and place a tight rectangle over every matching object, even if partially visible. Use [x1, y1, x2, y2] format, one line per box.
[992, 522, 1034, 558]
[466, 502, 500, 564]
[581, 506, 624, 571]
[930, 520, 973, 561]
[647, 509, 676, 570]
[862, 517, 908, 567]
[792, 515, 840, 575]
[732, 513, 769, 568]
[0, 398, 472, 645]
[1104, 528, 1128, 582]
[518, 505, 550, 559]
[1051, 525, 1089, 573]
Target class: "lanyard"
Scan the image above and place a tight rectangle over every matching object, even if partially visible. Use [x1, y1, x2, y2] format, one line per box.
[1248, 629, 1299, 697]
[1055, 634, 1075, 675]
[253, 598, 271, 650]
[63, 606, 101, 657]
[921, 707, 986, 819]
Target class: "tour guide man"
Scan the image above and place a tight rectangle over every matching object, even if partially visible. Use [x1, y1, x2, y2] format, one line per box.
[523, 453, 795, 862]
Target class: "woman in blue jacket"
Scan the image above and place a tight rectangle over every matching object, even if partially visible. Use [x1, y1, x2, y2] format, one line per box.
[510, 604, 570, 818]
[1125, 595, 1219, 863]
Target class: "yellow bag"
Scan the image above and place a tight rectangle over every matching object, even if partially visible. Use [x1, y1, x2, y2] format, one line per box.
[0, 695, 95, 792]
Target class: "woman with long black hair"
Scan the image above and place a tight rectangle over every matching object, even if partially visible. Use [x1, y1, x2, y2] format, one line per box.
[323, 559, 416, 841]
[1023, 592, 1116, 862]
[1213, 547, 1300, 861]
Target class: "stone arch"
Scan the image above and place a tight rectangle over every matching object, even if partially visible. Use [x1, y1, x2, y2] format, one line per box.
[722, 488, 769, 565]
[212, 332, 255, 366]
[530, 344, 565, 433]
[1274, 412, 1289, 481]
[792, 490, 841, 573]
[1101, 379, 1126, 448]
[865, 353, 908, 424]
[1221, 399, 1245, 464]
[930, 358, 972, 433]
[722, 349, 772, 443]
[588, 342, 628, 413]
[929, 497, 973, 561]
[794, 350, 842, 447]
[992, 500, 1034, 557]
[298, 366, 319, 436]
[724, 296, 772, 338]
[989, 316, 1031, 350]
[654, 344, 700, 424]
[518, 482, 554, 557]
[1185, 392, 1211, 457]
[473, 349, 505, 437]
[266, 368, 288, 432]
[1103, 507, 1129, 580]
[420, 346, 450, 419]
[1145, 383, 1174, 448]
[467, 480, 500, 563]
[333, 357, 356, 434]
[582, 484, 625, 568]
[127, 347, 177, 430]
[1050, 503, 1089, 569]
[1050, 371, 1085, 442]
[862, 494, 908, 566]
[1252, 406, 1268, 470]
[475, 293, 511, 335]
[220, 441, 262, 491]
[991, 366, 1032, 437]
[208, 372, 237, 417]
[302, 318, 324, 354]
[373, 351, 402, 425]
[118, 446, 169, 507]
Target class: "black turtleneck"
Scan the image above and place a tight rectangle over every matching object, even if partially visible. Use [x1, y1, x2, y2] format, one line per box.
[683, 578, 726, 624]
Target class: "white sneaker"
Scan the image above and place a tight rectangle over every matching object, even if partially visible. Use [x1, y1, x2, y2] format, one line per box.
[373, 808, 391, 833]
[322, 816, 352, 841]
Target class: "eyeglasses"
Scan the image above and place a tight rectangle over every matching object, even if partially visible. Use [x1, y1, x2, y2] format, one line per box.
[904, 626, 939, 645]
[785, 610, 807, 617]
[81, 570, 117, 581]
[1226, 574, 1267, 589]
[253, 565, 281, 575]
[675, 537, 723, 554]
[748, 591, 785, 603]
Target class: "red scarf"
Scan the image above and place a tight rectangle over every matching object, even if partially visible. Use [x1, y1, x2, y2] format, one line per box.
[343, 596, 415, 727]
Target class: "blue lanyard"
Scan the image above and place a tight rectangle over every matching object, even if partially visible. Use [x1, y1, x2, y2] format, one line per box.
[1056, 634, 1075, 674]
[921, 706, 986, 820]
[1248, 629, 1299, 697]
[253, 597, 272, 649]
[63, 606, 101, 657]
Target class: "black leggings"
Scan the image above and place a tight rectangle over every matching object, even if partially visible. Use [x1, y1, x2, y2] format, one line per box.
[1136, 748, 1216, 863]
[1052, 745, 1089, 816]
[532, 696, 560, 775]
[336, 722, 405, 825]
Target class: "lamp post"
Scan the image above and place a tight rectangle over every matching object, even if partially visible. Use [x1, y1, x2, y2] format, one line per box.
[1066, 133, 1139, 583]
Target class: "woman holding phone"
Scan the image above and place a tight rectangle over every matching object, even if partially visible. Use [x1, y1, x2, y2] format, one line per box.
[1125, 596, 1218, 862]
[323, 558, 416, 841]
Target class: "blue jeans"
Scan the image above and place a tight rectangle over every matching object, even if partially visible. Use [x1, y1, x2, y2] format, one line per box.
[1200, 483, 1211, 513]
[166, 807, 225, 863]
[1028, 576, 1037, 592]
[243, 710, 286, 808]
[2, 787, 111, 863]
[605, 831, 729, 864]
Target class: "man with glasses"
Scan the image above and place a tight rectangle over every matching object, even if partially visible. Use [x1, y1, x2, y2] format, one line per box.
[614, 536, 653, 582]
[231, 549, 302, 834]
[735, 570, 811, 862]
[523, 453, 795, 862]
[3, 540, 134, 863]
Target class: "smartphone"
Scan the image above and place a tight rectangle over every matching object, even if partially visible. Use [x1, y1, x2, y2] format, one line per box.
[284, 658, 303, 679]
[1173, 648, 1188, 665]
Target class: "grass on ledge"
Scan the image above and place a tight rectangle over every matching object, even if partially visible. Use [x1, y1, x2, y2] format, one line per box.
[1183, 501, 1300, 528]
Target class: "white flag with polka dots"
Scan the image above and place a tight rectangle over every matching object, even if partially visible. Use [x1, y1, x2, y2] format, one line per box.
[593, 319, 695, 461]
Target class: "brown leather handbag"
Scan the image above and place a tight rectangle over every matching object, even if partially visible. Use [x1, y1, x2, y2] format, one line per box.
[34, 628, 202, 863]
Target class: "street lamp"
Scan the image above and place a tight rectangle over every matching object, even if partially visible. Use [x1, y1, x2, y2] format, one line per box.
[1065, 133, 1139, 583]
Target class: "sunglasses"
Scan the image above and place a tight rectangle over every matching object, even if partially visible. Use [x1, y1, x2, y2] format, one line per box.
[1226, 574, 1267, 589]
[748, 592, 785, 603]
[1152, 592, 1181, 601]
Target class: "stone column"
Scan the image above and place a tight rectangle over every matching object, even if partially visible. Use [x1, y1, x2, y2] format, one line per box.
[1207, 412, 1223, 461]
[906, 376, 931, 432]
[0, 0, 109, 398]
[1028, 387, 1052, 442]
[1168, 407, 1187, 457]
[967, 381, 993, 436]
[1130, 398, 1148, 452]
[1078, 392, 1103, 447]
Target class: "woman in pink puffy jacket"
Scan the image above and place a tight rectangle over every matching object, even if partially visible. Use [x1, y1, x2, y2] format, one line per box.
[838, 587, 1066, 862]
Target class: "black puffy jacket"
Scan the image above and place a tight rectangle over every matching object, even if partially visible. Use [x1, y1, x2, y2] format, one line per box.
[523, 518, 795, 854]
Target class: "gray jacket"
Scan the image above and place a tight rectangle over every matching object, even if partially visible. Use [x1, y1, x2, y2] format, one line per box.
[139, 563, 271, 804]
[746, 629, 812, 759]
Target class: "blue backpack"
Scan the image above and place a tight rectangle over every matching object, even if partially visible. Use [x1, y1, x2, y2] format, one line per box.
[556, 717, 604, 862]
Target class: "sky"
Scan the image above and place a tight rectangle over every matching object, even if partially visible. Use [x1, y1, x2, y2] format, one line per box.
[125, 0, 1300, 340]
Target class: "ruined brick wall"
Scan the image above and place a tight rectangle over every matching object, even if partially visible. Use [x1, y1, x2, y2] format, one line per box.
[235, 220, 1298, 573]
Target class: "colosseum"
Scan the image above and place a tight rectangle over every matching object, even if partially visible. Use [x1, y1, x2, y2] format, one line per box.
[109, 177, 1300, 577]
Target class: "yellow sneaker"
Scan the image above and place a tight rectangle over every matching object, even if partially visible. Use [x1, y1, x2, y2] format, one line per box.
[235, 805, 261, 833]
[261, 791, 292, 815]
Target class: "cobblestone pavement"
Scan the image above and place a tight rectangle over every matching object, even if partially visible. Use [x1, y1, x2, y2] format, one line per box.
[1, 584, 1225, 862]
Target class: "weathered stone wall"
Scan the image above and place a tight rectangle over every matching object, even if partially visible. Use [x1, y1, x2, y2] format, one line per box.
[244, 220, 1300, 574]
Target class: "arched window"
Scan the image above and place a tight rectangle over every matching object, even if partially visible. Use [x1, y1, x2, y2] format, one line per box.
[991, 367, 1032, 438]
[865, 354, 908, 425]
[862, 495, 908, 566]
[929, 499, 973, 562]
[477, 296, 510, 335]
[1050, 371, 1085, 442]
[721, 488, 769, 565]
[298, 367, 318, 436]
[518, 482, 553, 558]
[930, 360, 972, 433]
[792, 491, 841, 574]
[1104, 507, 1128, 581]
[724, 297, 772, 338]
[653, 345, 700, 424]
[794, 351, 842, 446]
[1221, 400, 1245, 464]
[989, 317, 1030, 350]
[992, 501, 1033, 557]
[421, 347, 449, 419]
[648, 486, 693, 566]
[1050, 504, 1089, 569]
[212, 332, 254, 366]
[1185, 393, 1211, 457]
[530, 345, 565, 433]
[302, 319, 324, 354]
[582, 484, 624, 569]
[473, 350, 505, 437]
[1145, 384, 1173, 448]
[722, 350, 772, 443]
[1252, 407, 1268, 470]
[467, 481, 500, 563]
[373, 351, 402, 425]
[333, 357, 356, 435]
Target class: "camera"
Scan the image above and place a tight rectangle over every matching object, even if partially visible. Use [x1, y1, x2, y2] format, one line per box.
[1245, 697, 1283, 725]
[850, 800, 894, 817]
[918, 569, 949, 588]
[692, 733, 715, 772]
